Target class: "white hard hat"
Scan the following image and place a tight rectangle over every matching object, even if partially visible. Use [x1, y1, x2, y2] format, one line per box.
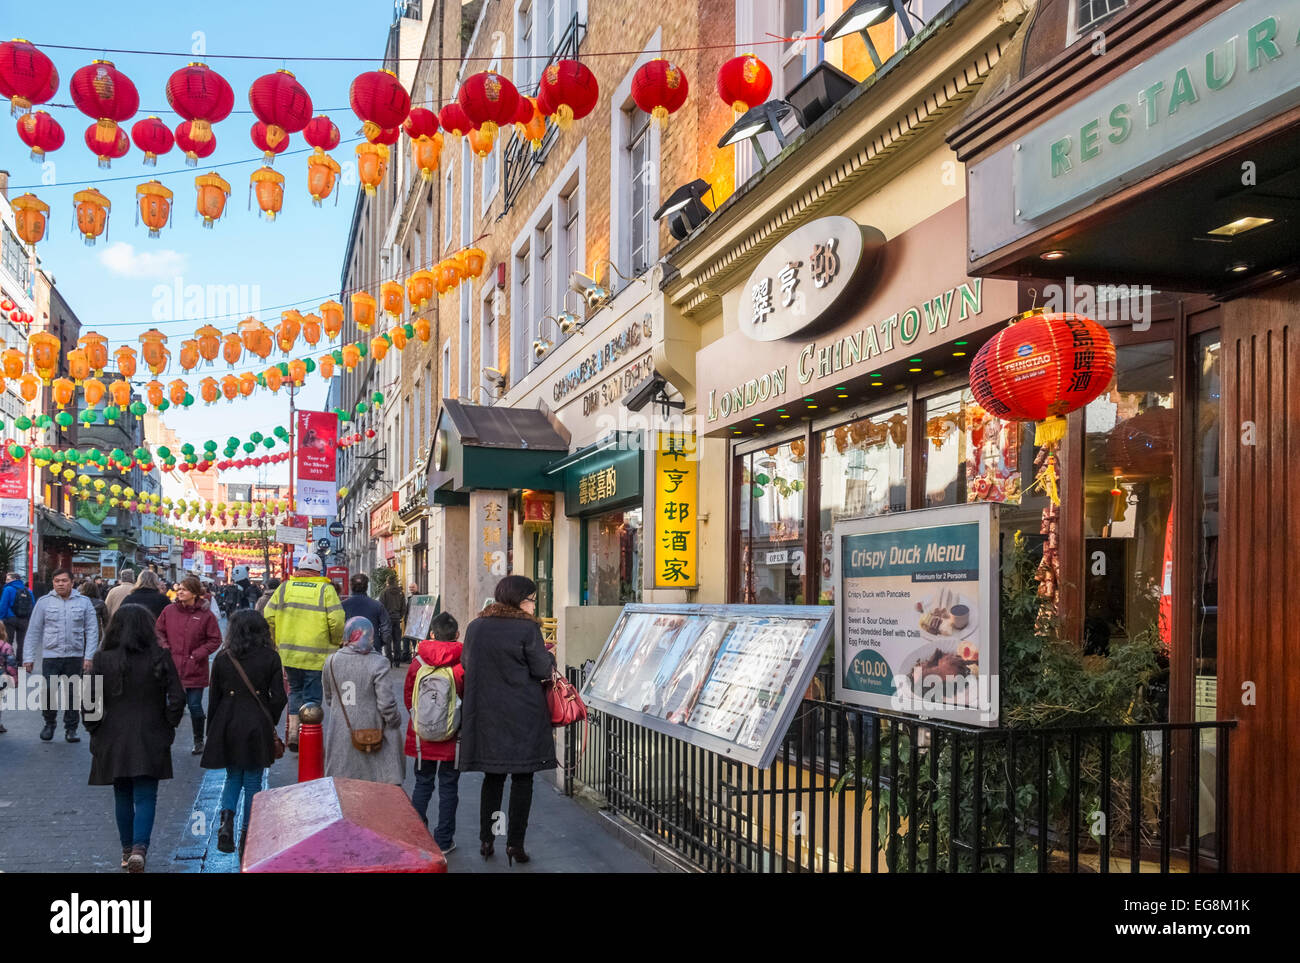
[298, 553, 323, 573]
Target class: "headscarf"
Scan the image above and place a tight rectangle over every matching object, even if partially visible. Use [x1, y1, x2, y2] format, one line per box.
[343, 616, 374, 655]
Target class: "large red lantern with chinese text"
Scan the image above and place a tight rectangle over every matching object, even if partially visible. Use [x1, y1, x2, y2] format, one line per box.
[349, 69, 410, 141]
[0, 40, 59, 116]
[131, 116, 174, 165]
[717, 54, 772, 114]
[458, 71, 519, 140]
[175, 120, 218, 165]
[632, 59, 688, 126]
[16, 109, 63, 159]
[250, 121, 289, 163]
[248, 69, 313, 155]
[438, 102, 473, 140]
[968, 311, 1116, 446]
[84, 122, 129, 167]
[538, 60, 598, 130]
[166, 63, 233, 143]
[70, 61, 138, 148]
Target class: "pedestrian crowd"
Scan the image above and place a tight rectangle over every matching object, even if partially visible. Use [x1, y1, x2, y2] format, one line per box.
[0, 556, 560, 873]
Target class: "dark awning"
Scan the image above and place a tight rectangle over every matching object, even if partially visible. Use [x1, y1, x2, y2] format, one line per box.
[428, 401, 572, 504]
[39, 509, 108, 547]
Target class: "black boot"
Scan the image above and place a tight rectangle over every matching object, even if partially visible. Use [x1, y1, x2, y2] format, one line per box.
[191, 717, 205, 755]
[217, 810, 236, 853]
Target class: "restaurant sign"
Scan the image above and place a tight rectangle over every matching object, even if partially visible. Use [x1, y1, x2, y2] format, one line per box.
[740, 216, 884, 342]
[1014, 0, 1300, 221]
[564, 445, 642, 517]
[652, 432, 698, 588]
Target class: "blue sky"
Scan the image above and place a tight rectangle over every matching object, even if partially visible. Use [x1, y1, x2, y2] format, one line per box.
[5, 0, 398, 485]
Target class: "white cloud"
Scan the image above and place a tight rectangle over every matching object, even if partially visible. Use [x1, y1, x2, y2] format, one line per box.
[98, 241, 187, 279]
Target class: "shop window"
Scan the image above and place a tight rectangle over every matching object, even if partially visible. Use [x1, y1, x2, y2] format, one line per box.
[737, 440, 808, 604]
[816, 407, 907, 604]
[586, 507, 642, 605]
[627, 110, 654, 276]
[1081, 341, 1175, 660]
[1191, 333, 1220, 721]
[1069, 0, 1127, 43]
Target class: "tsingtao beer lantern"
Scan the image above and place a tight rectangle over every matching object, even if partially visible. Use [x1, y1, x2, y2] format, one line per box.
[968, 311, 1116, 447]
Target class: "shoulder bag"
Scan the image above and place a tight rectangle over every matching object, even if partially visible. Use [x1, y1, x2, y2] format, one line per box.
[226, 651, 286, 760]
[545, 666, 588, 727]
[328, 658, 384, 753]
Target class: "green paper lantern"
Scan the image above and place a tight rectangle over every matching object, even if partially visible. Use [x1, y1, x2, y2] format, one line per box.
[357, 341, 368, 358]
[371, 391, 384, 405]
[262, 437, 275, 449]
[256, 374, 266, 387]
[52, 450, 66, 463]
[226, 436, 239, 448]
[332, 349, 343, 364]
[250, 431, 263, 443]
[273, 425, 288, 439]
[181, 443, 195, 456]
[183, 392, 194, 407]
[8, 444, 23, 459]
[278, 362, 289, 376]
[104, 405, 121, 422]
[35, 414, 52, 428]
[243, 442, 256, 453]
[304, 358, 316, 374]
[355, 402, 367, 415]
[156, 446, 171, 459]
[203, 440, 217, 452]
[158, 399, 170, 411]
[403, 323, 415, 338]
[129, 401, 147, 416]
[15, 416, 30, 430]
[55, 412, 73, 427]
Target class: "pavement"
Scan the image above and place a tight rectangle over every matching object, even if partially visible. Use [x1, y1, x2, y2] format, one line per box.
[0, 643, 654, 875]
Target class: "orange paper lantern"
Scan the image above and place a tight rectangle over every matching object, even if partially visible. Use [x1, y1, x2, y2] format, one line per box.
[436, 259, 460, 293]
[277, 310, 302, 353]
[412, 133, 442, 181]
[79, 332, 110, 375]
[306, 152, 340, 205]
[27, 331, 60, 382]
[200, 376, 220, 405]
[72, 188, 111, 244]
[11, 193, 49, 245]
[380, 281, 404, 318]
[370, 335, 389, 361]
[238, 317, 272, 359]
[318, 354, 335, 380]
[195, 324, 221, 362]
[167, 379, 188, 407]
[52, 377, 75, 408]
[138, 328, 169, 375]
[66, 348, 90, 383]
[341, 343, 360, 371]
[300, 313, 322, 346]
[195, 172, 231, 227]
[238, 372, 257, 397]
[84, 377, 106, 408]
[222, 333, 242, 367]
[179, 338, 200, 372]
[390, 325, 408, 351]
[466, 126, 494, 158]
[220, 374, 239, 401]
[355, 142, 389, 196]
[415, 318, 431, 343]
[288, 358, 306, 384]
[145, 379, 164, 409]
[135, 181, 173, 238]
[406, 269, 435, 310]
[108, 378, 132, 409]
[0, 348, 24, 381]
[18, 373, 39, 403]
[320, 301, 344, 340]
[250, 166, 285, 220]
[264, 366, 283, 393]
[113, 345, 137, 379]
[463, 247, 487, 279]
[351, 291, 377, 332]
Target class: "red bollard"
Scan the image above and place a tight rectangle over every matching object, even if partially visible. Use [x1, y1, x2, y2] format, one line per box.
[298, 702, 324, 782]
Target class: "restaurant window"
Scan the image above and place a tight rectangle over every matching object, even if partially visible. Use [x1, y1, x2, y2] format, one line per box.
[1191, 332, 1220, 722]
[737, 439, 807, 604]
[1070, 0, 1127, 41]
[586, 507, 642, 605]
[627, 110, 654, 277]
[1081, 341, 1175, 662]
[817, 407, 907, 604]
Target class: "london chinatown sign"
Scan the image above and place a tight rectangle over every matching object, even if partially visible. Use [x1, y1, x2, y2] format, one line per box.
[696, 203, 1020, 433]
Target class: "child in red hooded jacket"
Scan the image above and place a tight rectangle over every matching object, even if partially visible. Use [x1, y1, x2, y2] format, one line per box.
[404, 612, 464, 853]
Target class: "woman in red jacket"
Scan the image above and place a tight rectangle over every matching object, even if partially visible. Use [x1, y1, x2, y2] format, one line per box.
[156, 575, 223, 756]
[404, 612, 464, 854]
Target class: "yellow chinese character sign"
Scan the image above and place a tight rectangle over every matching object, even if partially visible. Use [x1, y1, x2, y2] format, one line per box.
[654, 431, 698, 588]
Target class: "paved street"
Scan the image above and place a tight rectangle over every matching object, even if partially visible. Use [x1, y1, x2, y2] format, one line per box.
[0, 651, 652, 874]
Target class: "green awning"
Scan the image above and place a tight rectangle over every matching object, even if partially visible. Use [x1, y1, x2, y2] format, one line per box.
[39, 509, 108, 547]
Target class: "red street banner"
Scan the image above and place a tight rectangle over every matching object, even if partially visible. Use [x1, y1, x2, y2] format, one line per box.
[182, 540, 197, 571]
[0, 449, 27, 526]
[296, 410, 339, 518]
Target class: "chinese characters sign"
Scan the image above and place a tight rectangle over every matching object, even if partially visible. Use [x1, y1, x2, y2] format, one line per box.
[740, 215, 882, 342]
[470, 490, 509, 610]
[654, 431, 698, 589]
[563, 446, 641, 517]
[577, 466, 617, 507]
[295, 410, 339, 518]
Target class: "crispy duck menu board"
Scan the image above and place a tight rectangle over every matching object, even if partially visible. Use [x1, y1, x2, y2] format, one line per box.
[582, 604, 833, 768]
[834, 503, 999, 726]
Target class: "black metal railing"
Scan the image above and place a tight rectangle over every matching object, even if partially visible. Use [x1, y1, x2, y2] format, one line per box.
[501, 14, 585, 217]
[563, 665, 1235, 873]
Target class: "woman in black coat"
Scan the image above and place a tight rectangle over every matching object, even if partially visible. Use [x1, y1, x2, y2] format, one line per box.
[124, 570, 170, 621]
[201, 610, 287, 856]
[460, 575, 556, 865]
[87, 604, 185, 873]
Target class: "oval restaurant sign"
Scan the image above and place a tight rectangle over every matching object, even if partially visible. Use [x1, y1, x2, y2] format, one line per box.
[740, 215, 884, 341]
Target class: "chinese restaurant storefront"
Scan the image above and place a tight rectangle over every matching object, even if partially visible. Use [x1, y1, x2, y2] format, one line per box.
[946, 0, 1300, 870]
[556, 441, 644, 609]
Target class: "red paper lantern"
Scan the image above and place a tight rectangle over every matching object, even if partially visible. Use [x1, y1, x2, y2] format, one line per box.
[84, 123, 129, 168]
[165, 63, 233, 143]
[175, 120, 217, 165]
[438, 102, 473, 139]
[717, 54, 772, 114]
[968, 312, 1116, 446]
[250, 121, 290, 162]
[631, 59, 688, 125]
[248, 69, 313, 151]
[538, 59, 599, 130]
[131, 116, 174, 165]
[0, 40, 58, 116]
[70, 61, 139, 145]
[349, 69, 410, 140]
[303, 114, 340, 152]
[458, 71, 520, 139]
[366, 125, 401, 146]
[15, 109, 63, 159]
[403, 106, 440, 140]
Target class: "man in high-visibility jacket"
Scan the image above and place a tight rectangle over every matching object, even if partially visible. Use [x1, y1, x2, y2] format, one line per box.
[263, 554, 344, 751]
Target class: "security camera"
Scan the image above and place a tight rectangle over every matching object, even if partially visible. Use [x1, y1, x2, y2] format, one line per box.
[624, 372, 684, 416]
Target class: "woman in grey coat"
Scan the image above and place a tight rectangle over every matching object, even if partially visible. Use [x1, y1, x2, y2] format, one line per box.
[322, 616, 404, 785]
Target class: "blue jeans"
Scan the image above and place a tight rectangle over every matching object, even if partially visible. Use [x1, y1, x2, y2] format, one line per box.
[41, 656, 84, 730]
[412, 759, 460, 850]
[220, 768, 264, 831]
[284, 667, 322, 716]
[112, 776, 159, 849]
[184, 687, 205, 724]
